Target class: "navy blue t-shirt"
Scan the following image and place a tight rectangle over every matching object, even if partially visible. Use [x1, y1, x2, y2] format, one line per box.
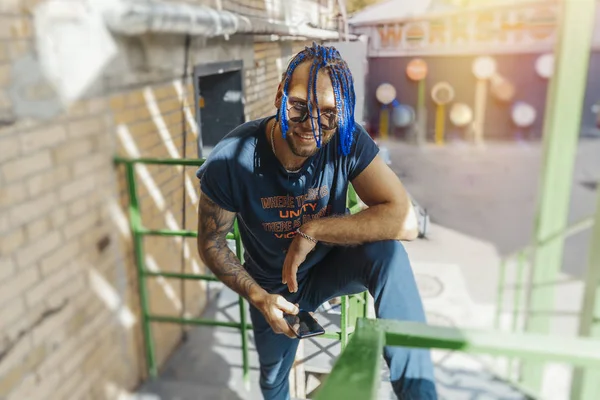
[196, 116, 379, 292]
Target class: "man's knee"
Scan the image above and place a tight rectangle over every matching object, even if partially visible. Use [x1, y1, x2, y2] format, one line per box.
[365, 240, 411, 283]
[365, 240, 426, 322]
[260, 369, 287, 390]
[259, 380, 288, 400]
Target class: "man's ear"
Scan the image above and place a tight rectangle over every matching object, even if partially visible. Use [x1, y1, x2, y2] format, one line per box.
[274, 80, 284, 109]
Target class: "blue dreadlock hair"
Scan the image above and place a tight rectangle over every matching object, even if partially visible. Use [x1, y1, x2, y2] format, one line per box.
[277, 42, 356, 156]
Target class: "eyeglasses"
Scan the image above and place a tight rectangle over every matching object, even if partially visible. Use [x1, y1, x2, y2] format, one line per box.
[287, 102, 337, 131]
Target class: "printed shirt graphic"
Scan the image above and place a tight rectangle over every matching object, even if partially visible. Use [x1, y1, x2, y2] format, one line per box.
[196, 116, 379, 292]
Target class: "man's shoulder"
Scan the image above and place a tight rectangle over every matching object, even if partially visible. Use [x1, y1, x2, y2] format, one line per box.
[342, 121, 376, 155]
[351, 121, 370, 140]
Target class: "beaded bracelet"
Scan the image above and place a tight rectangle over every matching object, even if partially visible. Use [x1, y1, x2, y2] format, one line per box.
[296, 228, 318, 244]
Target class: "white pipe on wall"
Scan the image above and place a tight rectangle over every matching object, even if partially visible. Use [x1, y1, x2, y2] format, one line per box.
[104, 0, 342, 40]
[32, 0, 345, 107]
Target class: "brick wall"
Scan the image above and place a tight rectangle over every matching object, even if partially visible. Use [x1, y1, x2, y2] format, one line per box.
[0, 0, 336, 398]
[111, 79, 208, 372]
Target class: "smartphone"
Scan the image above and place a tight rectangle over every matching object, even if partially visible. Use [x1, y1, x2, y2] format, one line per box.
[284, 310, 325, 339]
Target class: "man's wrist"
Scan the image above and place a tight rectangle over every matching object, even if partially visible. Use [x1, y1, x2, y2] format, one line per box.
[296, 227, 318, 244]
[248, 285, 268, 309]
[299, 221, 317, 240]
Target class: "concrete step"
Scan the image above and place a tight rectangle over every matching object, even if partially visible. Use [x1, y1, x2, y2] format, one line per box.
[136, 379, 252, 400]
[135, 378, 306, 400]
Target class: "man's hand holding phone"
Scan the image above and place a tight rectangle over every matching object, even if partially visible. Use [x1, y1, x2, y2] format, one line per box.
[284, 310, 325, 339]
[255, 293, 299, 339]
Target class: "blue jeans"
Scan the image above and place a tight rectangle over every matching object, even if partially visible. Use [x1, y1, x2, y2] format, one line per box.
[249, 240, 438, 400]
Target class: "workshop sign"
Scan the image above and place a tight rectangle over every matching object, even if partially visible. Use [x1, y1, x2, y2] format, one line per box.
[353, 3, 579, 57]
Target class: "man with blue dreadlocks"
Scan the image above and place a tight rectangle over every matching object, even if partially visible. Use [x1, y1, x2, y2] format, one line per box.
[196, 43, 437, 399]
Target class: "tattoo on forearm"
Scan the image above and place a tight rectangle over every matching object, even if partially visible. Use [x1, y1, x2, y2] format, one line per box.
[198, 195, 259, 301]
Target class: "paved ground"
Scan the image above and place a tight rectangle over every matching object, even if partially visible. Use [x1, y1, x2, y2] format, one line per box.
[134, 138, 600, 399]
[388, 139, 600, 279]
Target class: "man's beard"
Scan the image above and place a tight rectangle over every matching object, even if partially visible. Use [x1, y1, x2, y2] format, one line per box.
[285, 128, 335, 158]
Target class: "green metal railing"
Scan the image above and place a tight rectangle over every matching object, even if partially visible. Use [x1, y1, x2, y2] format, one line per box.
[114, 156, 369, 384]
[494, 216, 595, 332]
[493, 216, 595, 379]
[315, 318, 600, 400]
[114, 156, 255, 381]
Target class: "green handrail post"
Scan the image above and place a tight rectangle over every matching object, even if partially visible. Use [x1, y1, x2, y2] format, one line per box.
[363, 292, 369, 319]
[234, 219, 250, 389]
[571, 189, 600, 399]
[339, 182, 368, 349]
[348, 294, 365, 330]
[511, 251, 525, 333]
[124, 162, 158, 378]
[346, 183, 359, 209]
[494, 258, 508, 330]
[509, 250, 527, 378]
[522, 0, 596, 390]
[340, 295, 349, 348]
[315, 319, 384, 400]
